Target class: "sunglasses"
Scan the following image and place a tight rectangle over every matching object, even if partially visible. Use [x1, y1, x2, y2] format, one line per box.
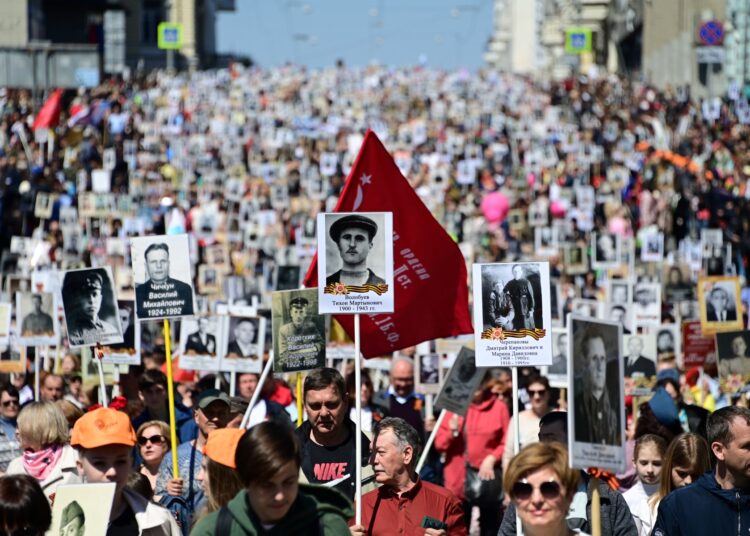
[138, 435, 166, 446]
[511, 480, 562, 501]
[1, 400, 19, 407]
[528, 389, 547, 397]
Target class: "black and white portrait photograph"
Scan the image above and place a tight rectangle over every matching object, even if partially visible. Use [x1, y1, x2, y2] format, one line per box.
[272, 288, 326, 373]
[198, 264, 222, 295]
[219, 315, 265, 373]
[701, 228, 723, 255]
[656, 324, 680, 359]
[640, 232, 664, 262]
[473, 262, 552, 368]
[34, 192, 55, 220]
[16, 292, 58, 346]
[61, 267, 123, 348]
[591, 232, 621, 269]
[100, 300, 140, 365]
[698, 276, 743, 335]
[275, 265, 301, 291]
[568, 315, 625, 473]
[434, 347, 486, 416]
[528, 200, 549, 227]
[607, 280, 630, 305]
[607, 302, 633, 334]
[623, 333, 657, 395]
[570, 298, 602, 319]
[545, 327, 568, 388]
[317, 212, 394, 314]
[563, 245, 587, 275]
[715, 330, 750, 379]
[131, 234, 196, 320]
[48, 483, 116, 536]
[179, 316, 221, 371]
[633, 282, 662, 328]
[0, 302, 10, 345]
[507, 209, 526, 231]
[663, 264, 694, 304]
[415, 353, 442, 394]
[535, 227, 558, 257]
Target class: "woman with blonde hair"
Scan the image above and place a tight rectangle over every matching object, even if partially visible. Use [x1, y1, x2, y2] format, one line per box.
[503, 442, 586, 536]
[5, 402, 80, 503]
[135, 420, 171, 493]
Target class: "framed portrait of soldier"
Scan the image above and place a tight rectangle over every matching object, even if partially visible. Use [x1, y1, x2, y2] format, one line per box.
[472, 262, 552, 368]
[179, 316, 220, 371]
[623, 333, 657, 395]
[640, 232, 664, 262]
[218, 315, 265, 373]
[434, 347, 486, 416]
[567, 315, 625, 473]
[535, 227, 559, 257]
[715, 330, 750, 386]
[16, 292, 58, 346]
[131, 234, 196, 320]
[563, 245, 587, 275]
[415, 353, 443, 394]
[61, 267, 123, 348]
[317, 212, 394, 314]
[0, 302, 10, 345]
[633, 282, 662, 328]
[48, 482, 116, 536]
[544, 327, 568, 388]
[591, 233, 621, 269]
[698, 276, 743, 335]
[99, 300, 140, 365]
[272, 288, 326, 373]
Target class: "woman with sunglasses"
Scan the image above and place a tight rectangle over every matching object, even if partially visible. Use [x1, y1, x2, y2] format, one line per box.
[646, 432, 710, 525]
[136, 420, 171, 493]
[502, 375, 553, 472]
[503, 442, 586, 536]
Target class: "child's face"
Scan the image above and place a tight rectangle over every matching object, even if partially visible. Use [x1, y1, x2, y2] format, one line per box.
[77, 444, 132, 496]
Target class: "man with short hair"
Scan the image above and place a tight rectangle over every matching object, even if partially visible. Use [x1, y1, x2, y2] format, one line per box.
[155, 389, 232, 517]
[706, 286, 737, 322]
[278, 296, 325, 367]
[574, 330, 619, 445]
[294, 367, 371, 501]
[184, 317, 216, 355]
[653, 406, 750, 535]
[373, 356, 427, 440]
[21, 294, 53, 336]
[62, 269, 120, 346]
[226, 318, 258, 358]
[325, 214, 386, 287]
[624, 336, 656, 378]
[135, 242, 194, 319]
[0, 383, 20, 472]
[41, 373, 64, 402]
[349, 417, 467, 536]
[234, 373, 289, 428]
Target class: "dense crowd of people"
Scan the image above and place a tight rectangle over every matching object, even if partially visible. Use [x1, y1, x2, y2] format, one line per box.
[0, 62, 749, 535]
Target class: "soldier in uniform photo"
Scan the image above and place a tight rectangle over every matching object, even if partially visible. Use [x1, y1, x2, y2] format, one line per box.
[135, 242, 194, 318]
[59, 500, 85, 536]
[185, 317, 216, 355]
[326, 214, 386, 287]
[278, 296, 324, 366]
[62, 270, 120, 346]
[549, 332, 568, 375]
[503, 264, 536, 330]
[21, 294, 54, 336]
[226, 318, 258, 358]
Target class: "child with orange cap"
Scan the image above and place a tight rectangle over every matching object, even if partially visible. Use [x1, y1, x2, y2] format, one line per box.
[71, 407, 180, 535]
[194, 427, 245, 520]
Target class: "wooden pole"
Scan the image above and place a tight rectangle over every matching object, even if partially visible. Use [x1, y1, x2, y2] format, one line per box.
[164, 319, 179, 479]
[591, 476, 602, 536]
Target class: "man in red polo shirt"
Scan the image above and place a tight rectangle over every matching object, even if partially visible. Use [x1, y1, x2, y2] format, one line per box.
[350, 417, 466, 536]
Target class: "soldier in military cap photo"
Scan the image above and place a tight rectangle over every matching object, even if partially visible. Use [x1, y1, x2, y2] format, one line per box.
[61, 267, 123, 347]
[273, 289, 326, 372]
[325, 214, 386, 287]
[59, 499, 85, 536]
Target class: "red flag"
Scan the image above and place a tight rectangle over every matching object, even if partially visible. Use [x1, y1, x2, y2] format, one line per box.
[32, 89, 63, 131]
[303, 130, 473, 357]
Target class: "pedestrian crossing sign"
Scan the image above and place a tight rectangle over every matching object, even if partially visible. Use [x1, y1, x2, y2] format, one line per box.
[158, 23, 183, 50]
[564, 27, 592, 54]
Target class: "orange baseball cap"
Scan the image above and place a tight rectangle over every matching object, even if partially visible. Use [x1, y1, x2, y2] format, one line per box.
[203, 428, 246, 469]
[71, 407, 136, 449]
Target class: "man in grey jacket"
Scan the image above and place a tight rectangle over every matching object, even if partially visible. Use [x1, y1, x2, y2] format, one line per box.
[498, 412, 637, 536]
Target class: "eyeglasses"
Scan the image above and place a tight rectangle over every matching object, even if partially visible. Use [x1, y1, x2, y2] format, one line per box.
[511, 479, 562, 501]
[1, 399, 19, 407]
[138, 435, 166, 446]
[528, 389, 547, 397]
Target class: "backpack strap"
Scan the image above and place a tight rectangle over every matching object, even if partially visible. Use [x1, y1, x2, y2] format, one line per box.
[215, 505, 233, 534]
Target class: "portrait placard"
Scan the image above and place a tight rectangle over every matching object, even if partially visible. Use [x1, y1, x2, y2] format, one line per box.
[16, 292, 58, 346]
[663, 264, 694, 304]
[715, 330, 750, 391]
[545, 327, 568, 388]
[317, 212, 394, 314]
[218, 314, 265, 373]
[568, 315, 625, 473]
[535, 227, 558, 257]
[131, 234, 196, 320]
[640, 232, 664, 262]
[591, 233, 621, 269]
[698, 276, 743, 335]
[179, 316, 220, 371]
[272, 288, 326, 373]
[415, 353, 443, 394]
[472, 262, 552, 368]
[34, 192, 55, 219]
[623, 333, 657, 395]
[48, 482, 116, 535]
[633, 282, 662, 328]
[0, 302, 10, 345]
[61, 267, 123, 348]
[275, 265, 301, 291]
[656, 323, 681, 363]
[434, 347, 486, 416]
[563, 245, 587, 275]
[99, 300, 140, 365]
